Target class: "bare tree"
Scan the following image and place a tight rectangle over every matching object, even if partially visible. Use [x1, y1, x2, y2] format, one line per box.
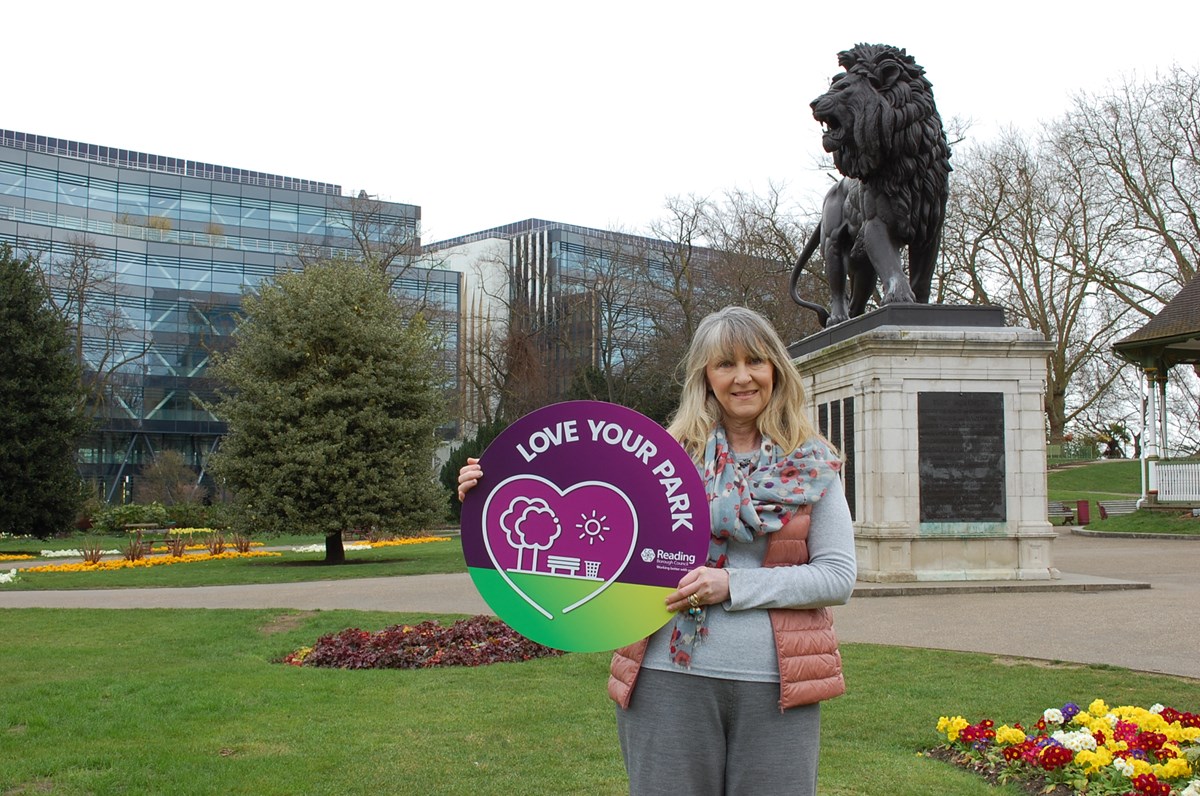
[300, 192, 420, 274]
[299, 192, 452, 315]
[1059, 66, 1200, 311]
[133, 449, 207, 505]
[456, 245, 560, 425]
[559, 237, 658, 406]
[31, 234, 148, 418]
[644, 195, 712, 344]
[695, 185, 821, 344]
[940, 132, 1137, 442]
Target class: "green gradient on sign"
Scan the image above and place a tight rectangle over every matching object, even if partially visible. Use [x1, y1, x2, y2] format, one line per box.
[467, 567, 676, 652]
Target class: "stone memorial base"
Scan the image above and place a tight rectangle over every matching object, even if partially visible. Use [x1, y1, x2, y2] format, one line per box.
[789, 305, 1057, 582]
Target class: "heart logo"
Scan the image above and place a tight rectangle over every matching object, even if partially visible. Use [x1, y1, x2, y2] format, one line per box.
[481, 474, 638, 620]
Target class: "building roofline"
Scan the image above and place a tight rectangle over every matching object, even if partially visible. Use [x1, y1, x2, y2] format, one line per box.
[424, 218, 709, 254]
[1, 128, 343, 196]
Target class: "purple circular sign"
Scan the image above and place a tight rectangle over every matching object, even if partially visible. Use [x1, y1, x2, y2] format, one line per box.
[461, 401, 710, 652]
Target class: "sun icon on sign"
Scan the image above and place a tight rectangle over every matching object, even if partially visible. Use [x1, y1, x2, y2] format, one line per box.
[576, 510, 610, 545]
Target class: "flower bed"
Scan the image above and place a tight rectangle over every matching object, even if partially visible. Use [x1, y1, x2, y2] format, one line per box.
[368, 535, 451, 548]
[933, 700, 1200, 795]
[291, 535, 450, 553]
[0, 554, 36, 562]
[23, 550, 281, 573]
[291, 543, 371, 553]
[280, 616, 562, 669]
[0, 569, 18, 585]
[38, 549, 121, 558]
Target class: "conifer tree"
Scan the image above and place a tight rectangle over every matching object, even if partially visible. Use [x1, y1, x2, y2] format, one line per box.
[0, 244, 89, 538]
[210, 259, 445, 562]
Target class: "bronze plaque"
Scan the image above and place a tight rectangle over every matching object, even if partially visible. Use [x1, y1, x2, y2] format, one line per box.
[918, 392, 1005, 522]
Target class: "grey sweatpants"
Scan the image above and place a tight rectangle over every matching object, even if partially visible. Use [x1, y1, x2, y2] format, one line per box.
[615, 667, 821, 796]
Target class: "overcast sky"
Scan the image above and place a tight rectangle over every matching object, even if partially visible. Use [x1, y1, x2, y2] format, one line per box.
[7, 0, 1200, 242]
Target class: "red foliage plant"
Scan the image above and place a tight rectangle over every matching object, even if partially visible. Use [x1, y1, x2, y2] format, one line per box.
[282, 616, 563, 669]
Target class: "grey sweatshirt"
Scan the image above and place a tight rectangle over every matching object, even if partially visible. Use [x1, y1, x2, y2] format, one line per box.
[642, 476, 857, 682]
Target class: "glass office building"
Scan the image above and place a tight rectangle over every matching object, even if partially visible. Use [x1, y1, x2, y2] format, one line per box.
[0, 129, 459, 501]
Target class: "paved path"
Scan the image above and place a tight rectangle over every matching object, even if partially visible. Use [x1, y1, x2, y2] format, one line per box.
[832, 532, 1198, 680]
[2, 531, 1196, 679]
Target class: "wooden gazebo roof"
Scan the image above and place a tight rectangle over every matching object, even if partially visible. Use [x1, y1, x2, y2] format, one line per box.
[1113, 274, 1200, 369]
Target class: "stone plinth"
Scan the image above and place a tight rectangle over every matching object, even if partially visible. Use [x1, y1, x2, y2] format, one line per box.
[790, 307, 1056, 582]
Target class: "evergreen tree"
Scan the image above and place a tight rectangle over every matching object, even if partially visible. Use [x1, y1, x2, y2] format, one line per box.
[0, 244, 89, 538]
[210, 260, 445, 562]
[439, 418, 506, 521]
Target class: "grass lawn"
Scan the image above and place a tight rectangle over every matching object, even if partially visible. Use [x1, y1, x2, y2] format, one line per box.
[1, 609, 1195, 796]
[1080, 509, 1200, 535]
[1047, 458, 1141, 500]
[1047, 459, 1200, 534]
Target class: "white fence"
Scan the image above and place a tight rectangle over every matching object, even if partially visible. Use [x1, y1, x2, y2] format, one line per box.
[1149, 461, 1200, 501]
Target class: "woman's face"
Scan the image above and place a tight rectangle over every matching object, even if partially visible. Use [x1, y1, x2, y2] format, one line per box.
[705, 348, 774, 426]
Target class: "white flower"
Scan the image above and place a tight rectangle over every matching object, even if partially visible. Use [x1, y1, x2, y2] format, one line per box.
[0, 569, 17, 585]
[291, 543, 371, 553]
[1113, 758, 1134, 776]
[1150, 703, 1165, 714]
[1104, 713, 1118, 728]
[1181, 780, 1200, 796]
[40, 549, 119, 558]
[1051, 729, 1097, 752]
[1043, 708, 1065, 725]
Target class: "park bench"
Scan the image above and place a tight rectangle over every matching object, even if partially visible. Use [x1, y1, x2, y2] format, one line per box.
[1046, 501, 1075, 524]
[1098, 499, 1139, 519]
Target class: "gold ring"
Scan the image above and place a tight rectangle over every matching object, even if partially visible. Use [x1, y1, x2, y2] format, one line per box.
[687, 593, 701, 609]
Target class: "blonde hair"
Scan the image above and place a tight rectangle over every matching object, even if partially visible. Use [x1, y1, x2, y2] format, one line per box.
[666, 306, 820, 460]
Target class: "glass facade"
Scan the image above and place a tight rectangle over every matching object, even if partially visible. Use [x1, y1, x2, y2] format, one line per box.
[430, 220, 714, 423]
[1, 129, 458, 500]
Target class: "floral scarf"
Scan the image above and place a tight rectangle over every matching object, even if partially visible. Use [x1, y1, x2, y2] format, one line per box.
[668, 425, 841, 668]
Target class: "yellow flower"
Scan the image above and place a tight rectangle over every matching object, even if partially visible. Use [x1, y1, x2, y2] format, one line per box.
[1153, 757, 1193, 779]
[24, 550, 281, 573]
[1088, 699, 1110, 717]
[995, 725, 1026, 745]
[937, 716, 969, 742]
[366, 536, 451, 548]
[1074, 747, 1113, 774]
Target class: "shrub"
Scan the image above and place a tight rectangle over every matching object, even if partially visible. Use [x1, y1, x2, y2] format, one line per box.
[122, 536, 147, 562]
[204, 532, 226, 555]
[79, 537, 107, 564]
[93, 502, 171, 534]
[163, 535, 188, 557]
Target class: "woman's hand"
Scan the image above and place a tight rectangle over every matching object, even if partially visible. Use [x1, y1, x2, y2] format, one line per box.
[457, 457, 483, 502]
[665, 566, 730, 613]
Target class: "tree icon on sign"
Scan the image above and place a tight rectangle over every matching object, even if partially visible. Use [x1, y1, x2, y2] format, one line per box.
[499, 497, 562, 572]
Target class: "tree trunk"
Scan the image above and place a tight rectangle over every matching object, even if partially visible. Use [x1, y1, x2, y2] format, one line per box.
[324, 532, 346, 564]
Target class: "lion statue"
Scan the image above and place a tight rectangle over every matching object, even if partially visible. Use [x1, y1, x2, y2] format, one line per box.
[790, 44, 951, 327]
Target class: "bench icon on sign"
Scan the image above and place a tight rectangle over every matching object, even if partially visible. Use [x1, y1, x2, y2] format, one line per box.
[546, 555, 581, 576]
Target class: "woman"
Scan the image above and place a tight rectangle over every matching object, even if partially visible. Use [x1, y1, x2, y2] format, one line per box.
[459, 306, 856, 796]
